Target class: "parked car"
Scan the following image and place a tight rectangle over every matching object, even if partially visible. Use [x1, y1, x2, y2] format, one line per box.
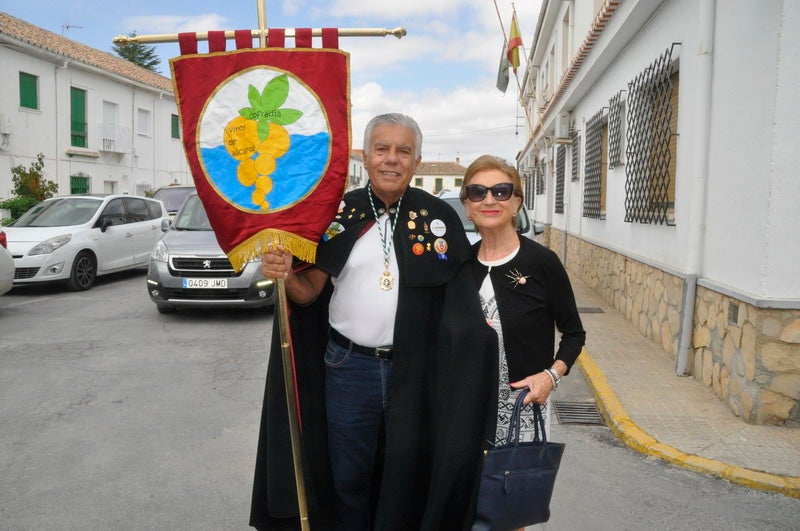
[4, 194, 168, 291]
[151, 185, 196, 218]
[146, 193, 275, 313]
[437, 190, 543, 244]
[0, 231, 13, 296]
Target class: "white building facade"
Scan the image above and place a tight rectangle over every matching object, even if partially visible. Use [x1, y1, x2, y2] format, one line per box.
[0, 13, 189, 202]
[520, 0, 799, 425]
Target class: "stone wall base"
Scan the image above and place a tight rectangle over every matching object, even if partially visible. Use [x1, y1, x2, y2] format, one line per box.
[548, 227, 799, 426]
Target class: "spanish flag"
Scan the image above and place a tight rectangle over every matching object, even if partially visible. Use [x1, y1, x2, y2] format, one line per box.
[506, 13, 522, 73]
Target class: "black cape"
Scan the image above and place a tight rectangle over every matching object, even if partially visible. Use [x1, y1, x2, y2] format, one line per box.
[249, 187, 498, 530]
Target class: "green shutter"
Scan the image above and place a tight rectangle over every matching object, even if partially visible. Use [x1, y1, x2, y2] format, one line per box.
[171, 114, 180, 139]
[19, 72, 38, 109]
[70, 174, 89, 194]
[70, 87, 87, 147]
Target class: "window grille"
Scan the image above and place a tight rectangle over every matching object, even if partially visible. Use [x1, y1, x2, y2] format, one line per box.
[70, 173, 90, 194]
[571, 133, 580, 182]
[625, 45, 679, 225]
[555, 145, 566, 214]
[608, 91, 625, 168]
[583, 109, 606, 219]
[523, 169, 534, 209]
[535, 161, 546, 195]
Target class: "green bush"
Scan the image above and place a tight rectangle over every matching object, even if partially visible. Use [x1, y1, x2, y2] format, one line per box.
[0, 196, 39, 221]
[1, 153, 57, 223]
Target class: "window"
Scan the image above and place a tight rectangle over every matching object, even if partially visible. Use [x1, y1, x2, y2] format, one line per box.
[555, 145, 566, 214]
[102, 101, 120, 151]
[414, 177, 423, 187]
[434, 178, 443, 194]
[454, 178, 463, 187]
[571, 133, 581, 182]
[608, 91, 625, 168]
[624, 46, 679, 225]
[100, 198, 127, 226]
[137, 108, 151, 136]
[70, 87, 87, 148]
[70, 173, 90, 194]
[124, 197, 151, 222]
[561, 9, 571, 76]
[583, 109, 607, 219]
[535, 161, 546, 195]
[171, 114, 180, 139]
[19, 72, 38, 110]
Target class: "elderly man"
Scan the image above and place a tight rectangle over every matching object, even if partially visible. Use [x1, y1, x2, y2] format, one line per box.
[250, 114, 497, 531]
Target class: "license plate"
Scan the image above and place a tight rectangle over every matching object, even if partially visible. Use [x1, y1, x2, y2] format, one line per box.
[183, 278, 228, 289]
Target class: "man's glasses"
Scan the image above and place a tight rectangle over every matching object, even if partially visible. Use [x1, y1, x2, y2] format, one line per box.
[462, 183, 515, 202]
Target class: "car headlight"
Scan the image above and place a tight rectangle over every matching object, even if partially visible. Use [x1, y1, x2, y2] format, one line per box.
[150, 239, 169, 262]
[29, 234, 72, 255]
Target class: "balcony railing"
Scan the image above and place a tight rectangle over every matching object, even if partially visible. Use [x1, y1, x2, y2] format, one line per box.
[97, 123, 132, 153]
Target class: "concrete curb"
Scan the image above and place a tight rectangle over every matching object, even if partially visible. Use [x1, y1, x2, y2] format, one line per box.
[576, 351, 800, 499]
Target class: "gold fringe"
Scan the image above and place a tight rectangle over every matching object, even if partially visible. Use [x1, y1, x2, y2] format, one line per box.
[227, 228, 318, 272]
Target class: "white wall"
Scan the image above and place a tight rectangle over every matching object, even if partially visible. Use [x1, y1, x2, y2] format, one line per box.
[529, 0, 800, 300]
[0, 43, 189, 201]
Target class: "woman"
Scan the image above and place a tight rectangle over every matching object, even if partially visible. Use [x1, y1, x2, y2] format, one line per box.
[460, 155, 586, 449]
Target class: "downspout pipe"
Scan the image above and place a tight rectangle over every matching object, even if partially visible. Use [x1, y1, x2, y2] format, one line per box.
[676, 0, 715, 375]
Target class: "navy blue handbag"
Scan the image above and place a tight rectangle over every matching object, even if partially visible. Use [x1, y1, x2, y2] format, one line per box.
[472, 389, 565, 531]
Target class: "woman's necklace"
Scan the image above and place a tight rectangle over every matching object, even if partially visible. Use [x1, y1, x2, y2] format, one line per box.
[368, 184, 404, 291]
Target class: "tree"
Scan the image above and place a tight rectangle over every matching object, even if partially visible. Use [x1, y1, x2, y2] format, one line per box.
[112, 31, 161, 74]
[0, 153, 58, 220]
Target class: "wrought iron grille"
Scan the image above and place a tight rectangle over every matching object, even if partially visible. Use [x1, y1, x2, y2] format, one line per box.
[571, 133, 581, 182]
[555, 145, 566, 213]
[524, 168, 535, 210]
[583, 109, 605, 219]
[536, 161, 546, 195]
[608, 91, 625, 168]
[625, 45, 678, 225]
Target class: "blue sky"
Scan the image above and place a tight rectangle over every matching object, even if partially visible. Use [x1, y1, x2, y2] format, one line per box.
[5, 0, 541, 166]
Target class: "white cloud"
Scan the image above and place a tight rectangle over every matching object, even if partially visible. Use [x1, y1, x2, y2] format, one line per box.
[123, 14, 230, 34]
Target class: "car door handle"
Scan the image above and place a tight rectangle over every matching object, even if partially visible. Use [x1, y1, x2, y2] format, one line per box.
[125, 233, 133, 237]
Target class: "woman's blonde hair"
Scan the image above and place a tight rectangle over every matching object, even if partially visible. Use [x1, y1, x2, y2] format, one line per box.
[460, 155, 525, 204]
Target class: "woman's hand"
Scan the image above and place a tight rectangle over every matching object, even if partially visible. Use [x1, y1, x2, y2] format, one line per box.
[261, 245, 293, 280]
[510, 372, 554, 405]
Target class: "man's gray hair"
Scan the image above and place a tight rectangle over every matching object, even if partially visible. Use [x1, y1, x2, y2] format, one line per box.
[362, 113, 423, 158]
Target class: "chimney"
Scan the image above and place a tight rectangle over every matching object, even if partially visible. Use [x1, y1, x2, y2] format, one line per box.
[456, 157, 460, 165]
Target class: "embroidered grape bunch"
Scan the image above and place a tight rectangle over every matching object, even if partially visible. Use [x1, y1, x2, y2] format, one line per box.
[223, 74, 302, 210]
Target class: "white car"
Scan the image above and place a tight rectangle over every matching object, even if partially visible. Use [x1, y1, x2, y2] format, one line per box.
[0, 231, 13, 296]
[437, 190, 543, 244]
[5, 194, 169, 291]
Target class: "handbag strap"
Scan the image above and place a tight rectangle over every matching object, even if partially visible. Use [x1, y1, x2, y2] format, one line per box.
[505, 389, 549, 446]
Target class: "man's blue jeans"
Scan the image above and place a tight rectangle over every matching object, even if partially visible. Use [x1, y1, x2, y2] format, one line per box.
[324, 338, 393, 531]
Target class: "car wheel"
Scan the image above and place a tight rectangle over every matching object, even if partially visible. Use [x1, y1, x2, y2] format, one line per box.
[156, 305, 176, 314]
[66, 251, 97, 291]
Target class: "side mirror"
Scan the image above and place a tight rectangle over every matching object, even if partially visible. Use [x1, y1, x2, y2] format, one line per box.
[100, 218, 113, 233]
[533, 222, 545, 235]
[161, 218, 171, 232]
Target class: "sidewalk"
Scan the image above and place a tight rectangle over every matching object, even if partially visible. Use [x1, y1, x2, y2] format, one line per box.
[568, 273, 800, 498]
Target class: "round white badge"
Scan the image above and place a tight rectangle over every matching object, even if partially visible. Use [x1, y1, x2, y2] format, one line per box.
[430, 219, 446, 237]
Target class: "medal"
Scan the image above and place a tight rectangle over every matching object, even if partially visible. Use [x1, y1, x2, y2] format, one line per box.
[368, 184, 404, 292]
[380, 270, 394, 291]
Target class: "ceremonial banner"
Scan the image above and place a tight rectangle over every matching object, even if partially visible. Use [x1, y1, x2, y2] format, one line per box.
[171, 39, 350, 271]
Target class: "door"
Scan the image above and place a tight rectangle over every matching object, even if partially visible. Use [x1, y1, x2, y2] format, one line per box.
[124, 197, 161, 265]
[95, 198, 134, 270]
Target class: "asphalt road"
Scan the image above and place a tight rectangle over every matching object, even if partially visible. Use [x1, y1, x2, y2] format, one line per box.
[1, 271, 798, 530]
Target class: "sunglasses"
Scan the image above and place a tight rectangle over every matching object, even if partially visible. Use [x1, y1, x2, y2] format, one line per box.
[463, 183, 515, 202]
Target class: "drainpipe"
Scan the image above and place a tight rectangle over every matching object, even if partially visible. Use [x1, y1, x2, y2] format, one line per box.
[676, 0, 715, 375]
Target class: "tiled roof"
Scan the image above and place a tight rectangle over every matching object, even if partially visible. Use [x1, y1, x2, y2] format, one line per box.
[416, 161, 466, 176]
[0, 11, 173, 93]
[350, 149, 364, 161]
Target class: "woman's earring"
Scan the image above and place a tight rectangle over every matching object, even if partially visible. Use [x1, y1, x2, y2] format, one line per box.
[467, 216, 472, 221]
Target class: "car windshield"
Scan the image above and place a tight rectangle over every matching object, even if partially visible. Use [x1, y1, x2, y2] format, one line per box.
[173, 195, 213, 231]
[442, 197, 476, 232]
[13, 198, 102, 227]
[153, 187, 195, 212]
[442, 195, 531, 235]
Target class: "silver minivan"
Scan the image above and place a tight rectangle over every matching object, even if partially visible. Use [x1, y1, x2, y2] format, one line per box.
[146, 193, 275, 313]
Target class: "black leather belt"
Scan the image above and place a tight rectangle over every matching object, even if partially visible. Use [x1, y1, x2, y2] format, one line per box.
[329, 327, 393, 360]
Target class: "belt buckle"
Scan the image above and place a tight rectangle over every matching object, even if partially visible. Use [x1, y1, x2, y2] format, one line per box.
[373, 346, 391, 359]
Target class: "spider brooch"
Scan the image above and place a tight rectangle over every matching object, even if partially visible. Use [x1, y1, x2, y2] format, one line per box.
[505, 268, 530, 288]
